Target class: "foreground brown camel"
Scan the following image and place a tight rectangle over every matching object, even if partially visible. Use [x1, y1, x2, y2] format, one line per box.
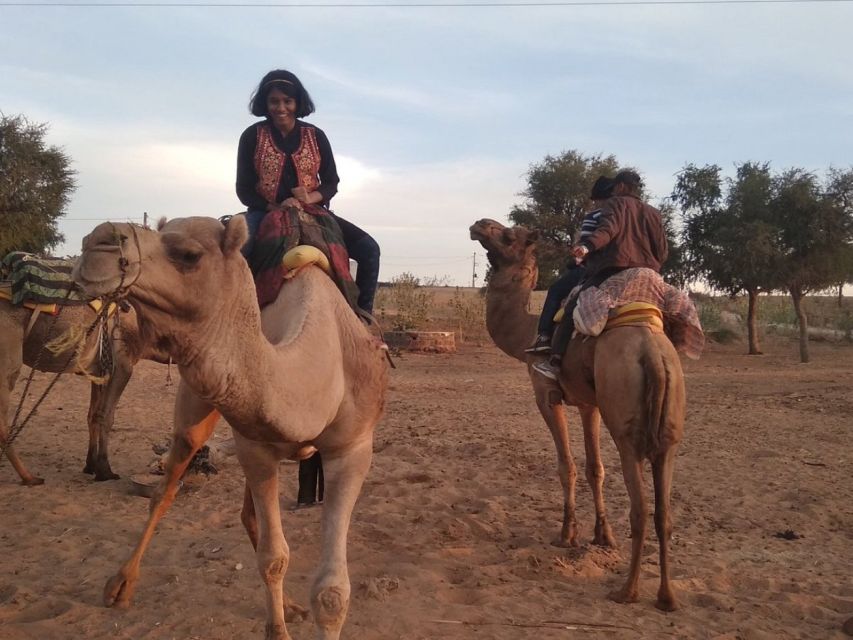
[0, 299, 163, 483]
[73, 216, 388, 640]
[470, 219, 686, 610]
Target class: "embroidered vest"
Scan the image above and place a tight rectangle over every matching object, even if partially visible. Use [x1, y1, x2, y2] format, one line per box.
[254, 123, 322, 203]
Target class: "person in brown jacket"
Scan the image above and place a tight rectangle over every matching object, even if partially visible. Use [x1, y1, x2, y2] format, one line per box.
[533, 170, 668, 380]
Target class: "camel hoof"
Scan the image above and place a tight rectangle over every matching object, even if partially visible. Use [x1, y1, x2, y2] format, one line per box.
[103, 574, 134, 608]
[264, 622, 292, 640]
[94, 471, 121, 482]
[550, 535, 578, 548]
[608, 587, 639, 604]
[655, 591, 678, 612]
[592, 529, 617, 548]
[21, 476, 45, 487]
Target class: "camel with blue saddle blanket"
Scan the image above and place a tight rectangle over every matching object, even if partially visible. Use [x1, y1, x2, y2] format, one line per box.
[0, 252, 169, 484]
[471, 218, 702, 612]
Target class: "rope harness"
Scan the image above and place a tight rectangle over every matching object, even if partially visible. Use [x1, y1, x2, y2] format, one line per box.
[1, 223, 142, 468]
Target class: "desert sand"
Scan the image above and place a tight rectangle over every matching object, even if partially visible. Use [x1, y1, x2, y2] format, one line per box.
[1, 336, 851, 639]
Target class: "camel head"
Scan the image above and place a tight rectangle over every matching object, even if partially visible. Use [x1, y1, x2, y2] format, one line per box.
[469, 218, 539, 271]
[73, 216, 249, 320]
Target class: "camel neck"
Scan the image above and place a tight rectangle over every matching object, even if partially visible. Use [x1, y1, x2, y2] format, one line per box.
[172, 267, 350, 442]
[485, 260, 539, 362]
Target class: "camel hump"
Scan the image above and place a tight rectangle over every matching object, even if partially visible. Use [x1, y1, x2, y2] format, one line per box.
[282, 245, 331, 277]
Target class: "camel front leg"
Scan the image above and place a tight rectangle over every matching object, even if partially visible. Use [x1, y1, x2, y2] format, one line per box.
[609, 443, 646, 605]
[240, 479, 309, 625]
[235, 439, 291, 640]
[104, 384, 218, 608]
[652, 448, 678, 611]
[578, 405, 615, 547]
[85, 357, 132, 481]
[532, 380, 579, 547]
[311, 437, 373, 640]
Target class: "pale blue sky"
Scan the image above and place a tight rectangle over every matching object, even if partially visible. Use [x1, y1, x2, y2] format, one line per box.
[3, 1, 851, 285]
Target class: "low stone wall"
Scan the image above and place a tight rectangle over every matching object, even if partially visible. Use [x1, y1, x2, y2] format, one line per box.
[384, 330, 456, 353]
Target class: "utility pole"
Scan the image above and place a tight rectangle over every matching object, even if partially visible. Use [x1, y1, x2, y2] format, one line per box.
[471, 252, 478, 288]
[143, 211, 149, 228]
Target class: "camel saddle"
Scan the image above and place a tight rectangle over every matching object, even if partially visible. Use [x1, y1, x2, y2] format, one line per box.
[247, 205, 359, 311]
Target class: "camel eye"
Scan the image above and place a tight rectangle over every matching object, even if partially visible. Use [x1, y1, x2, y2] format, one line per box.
[180, 250, 202, 265]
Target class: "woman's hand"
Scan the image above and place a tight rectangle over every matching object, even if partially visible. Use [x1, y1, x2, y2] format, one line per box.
[291, 186, 322, 205]
[280, 197, 302, 209]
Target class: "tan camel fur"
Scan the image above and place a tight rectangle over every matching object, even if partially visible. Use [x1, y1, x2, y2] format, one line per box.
[0, 299, 162, 484]
[73, 216, 388, 640]
[470, 219, 686, 610]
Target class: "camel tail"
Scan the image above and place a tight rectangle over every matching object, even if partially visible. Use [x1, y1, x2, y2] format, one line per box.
[638, 334, 669, 459]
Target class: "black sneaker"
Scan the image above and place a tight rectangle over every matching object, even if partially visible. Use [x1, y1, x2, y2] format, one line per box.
[524, 334, 552, 354]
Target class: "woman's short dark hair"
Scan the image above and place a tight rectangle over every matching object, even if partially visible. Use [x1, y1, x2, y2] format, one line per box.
[249, 69, 316, 119]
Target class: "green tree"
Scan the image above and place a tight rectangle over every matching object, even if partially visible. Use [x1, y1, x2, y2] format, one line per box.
[672, 162, 781, 354]
[824, 167, 853, 304]
[508, 150, 619, 287]
[771, 168, 853, 363]
[658, 200, 689, 288]
[0, 114, 75, 257]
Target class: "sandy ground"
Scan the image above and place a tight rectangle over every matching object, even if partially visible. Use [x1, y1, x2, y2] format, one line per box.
[1, 337, 851, 640]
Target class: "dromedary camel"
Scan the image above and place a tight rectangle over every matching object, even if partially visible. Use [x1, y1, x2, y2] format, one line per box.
[0, 298, 164, 484]
[73, 216, 388, 640]
[470, 219, 686, 610]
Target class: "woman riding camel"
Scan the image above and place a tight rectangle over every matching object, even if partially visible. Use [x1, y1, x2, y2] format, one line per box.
[236, 69, 382, 507]
[236, 68, 381, 316]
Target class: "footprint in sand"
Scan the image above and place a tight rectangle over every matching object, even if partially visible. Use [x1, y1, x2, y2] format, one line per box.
[0, 584, 18, 605]
[11, 598, 73, 624]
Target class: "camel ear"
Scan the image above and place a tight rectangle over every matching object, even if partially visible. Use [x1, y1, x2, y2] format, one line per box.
[223, 214, 248, 256]
[156, 217, 168, 231]
[526, 229, 539, 245]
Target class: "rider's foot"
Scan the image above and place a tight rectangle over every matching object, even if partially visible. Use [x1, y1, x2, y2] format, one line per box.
[532, 358, 561, 381]
[524, 334, 552, 354]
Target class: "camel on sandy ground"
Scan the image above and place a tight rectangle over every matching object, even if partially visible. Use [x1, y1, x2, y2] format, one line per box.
[73, 216, 388, 640]
[0, 299, 165, 484]
[470, 219, 686, 611]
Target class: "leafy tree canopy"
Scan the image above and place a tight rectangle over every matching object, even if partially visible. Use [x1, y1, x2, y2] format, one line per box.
[0, 114, 76, 257]
[508, 150, 620, 287]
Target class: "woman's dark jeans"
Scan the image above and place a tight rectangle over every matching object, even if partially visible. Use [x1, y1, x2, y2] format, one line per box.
[240, 209, 380, 314]
[332, 214, 380, 315]
[538, 265, 585, 337]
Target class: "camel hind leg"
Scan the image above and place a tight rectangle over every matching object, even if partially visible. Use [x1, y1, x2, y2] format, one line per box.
[311, 437, 373, 640]
[609, 442, 645, 605]
[578, 404, 616, 547]
[652, 447, 678, 611]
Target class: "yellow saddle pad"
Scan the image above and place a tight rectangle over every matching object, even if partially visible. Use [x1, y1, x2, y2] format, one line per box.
[282, 245, 332, 276]
[605, 302, 664, 332]
[0, 283, 116, 317]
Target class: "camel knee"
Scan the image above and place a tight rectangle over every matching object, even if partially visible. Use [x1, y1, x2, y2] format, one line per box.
[585, 463, 604, 487]
[259, 552, 289, 586]
[311, 584, 349, 630]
